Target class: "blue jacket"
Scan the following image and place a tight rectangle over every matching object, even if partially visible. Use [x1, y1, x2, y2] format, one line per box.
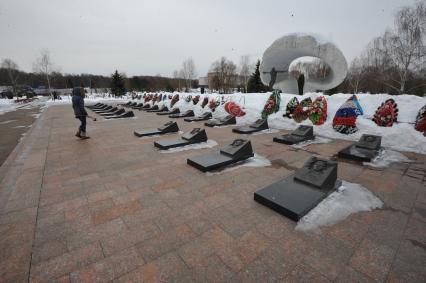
[72, 88, 87, 117]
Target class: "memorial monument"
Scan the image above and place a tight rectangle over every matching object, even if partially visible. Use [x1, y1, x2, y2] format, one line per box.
[260, 33, 348, 94]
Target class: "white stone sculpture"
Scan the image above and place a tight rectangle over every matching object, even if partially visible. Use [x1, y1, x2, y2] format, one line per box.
[260, 33, 348, 94]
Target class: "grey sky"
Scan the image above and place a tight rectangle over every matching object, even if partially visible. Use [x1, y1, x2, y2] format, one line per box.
[0, 0, 418, 77]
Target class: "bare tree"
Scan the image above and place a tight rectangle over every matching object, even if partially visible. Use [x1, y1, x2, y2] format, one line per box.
[1, 58, 20, 97]
[347, 57, 365, 93]
[289, 58, 330, 80]
[181, 58, 197, 91]
[209, 57, 237, 94]
[374, 2, 426, 93]
[33, 49, 55, 96]
[173, 69, 184, 92]
[239, 55, 252, 93]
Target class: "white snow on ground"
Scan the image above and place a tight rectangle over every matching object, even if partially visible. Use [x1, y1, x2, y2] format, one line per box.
[40, 91, 426, 154]
[296, 181, 383, 231]
[206, 153, 271, 175]
[0, 99, 19, 115]
[363, 149, 412, 168]
[291, 136, 333, 149]
[170, 92, 426, 154]
[160, 140, 218, 153]
[251, 129, 280, 135]
[0, 120, 17, 125]
[45, 93, 130, 106]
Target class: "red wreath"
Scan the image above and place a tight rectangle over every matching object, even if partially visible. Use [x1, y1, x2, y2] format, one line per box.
[192, 95, 200, 105]
[224, 102, 246, 117]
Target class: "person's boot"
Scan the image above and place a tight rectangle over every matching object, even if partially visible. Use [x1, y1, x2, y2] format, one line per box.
[75, 129, 81, 138]
[80, 131, 90, 140]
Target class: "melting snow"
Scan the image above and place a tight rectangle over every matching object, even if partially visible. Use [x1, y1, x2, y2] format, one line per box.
[296, 181, 383, 232]
[363, 149, 412, 168]
[291, 136, 332, 149]
[206, 154, 271, 175]
[160, 140, 218, 153]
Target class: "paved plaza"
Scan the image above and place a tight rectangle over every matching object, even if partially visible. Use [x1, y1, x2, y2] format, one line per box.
[0, 104, 425, 282]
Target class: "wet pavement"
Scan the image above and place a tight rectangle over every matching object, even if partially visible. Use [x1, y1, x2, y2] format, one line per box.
[0, 103, 425, 282]
[0, 103, 44, 166]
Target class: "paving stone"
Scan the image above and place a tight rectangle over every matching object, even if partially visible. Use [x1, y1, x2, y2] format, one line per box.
[30, 242, 104, 283]
[114, 252, 190, 283]
[91, 200, 141, 225]
[69, 247, 144, 283]
[100, 221, 160, 256]
[0, 105, 425, 282]
[350, 238, 396, 282]
[189, 254, 235, 282]
[387, 240, 426, 283]
[136, 224, 197, 261]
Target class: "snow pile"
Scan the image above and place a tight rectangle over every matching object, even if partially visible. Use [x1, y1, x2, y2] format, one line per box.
[291, 136, 332, 149]
[45, 93, 130, 106]
[160, 140, 218, 153]
[206, 154, 271, 175]
[252, 129, 280, 135]
[364, 149, 412, 168]
[0, 99, 18, 115]
[296, 181, 383, 231]
[170, 92, 425, 154]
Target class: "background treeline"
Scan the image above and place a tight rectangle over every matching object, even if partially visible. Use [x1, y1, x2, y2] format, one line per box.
[0, 68, 197, 92]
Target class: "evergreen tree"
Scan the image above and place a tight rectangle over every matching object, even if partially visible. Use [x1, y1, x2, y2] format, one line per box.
[247, 60, 269, 93]
[111, 70, 126, 96]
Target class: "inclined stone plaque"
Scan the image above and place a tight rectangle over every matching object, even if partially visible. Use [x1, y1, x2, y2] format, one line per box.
[254, 156, 341, 221]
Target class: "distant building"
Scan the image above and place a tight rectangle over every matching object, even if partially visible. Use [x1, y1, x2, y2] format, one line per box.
[198, 72, 244, 93]
[198, 76, 209, 88]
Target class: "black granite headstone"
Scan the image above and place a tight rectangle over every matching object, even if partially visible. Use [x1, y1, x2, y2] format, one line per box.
[134, 121, 179, 137]
[87, 103, 102, 109]
[96, 107, 117, 114]
[102, 108, 125, 117]
[294, 157, 338, 190]
[105, 110, 135, 119]
[125, 102, 137, 108]
[355, 134, 381, 150]
[187, 139, 254, 172]
[147, 106, 168, 113]
[232, 119, 269, 134]
[157, 108, 180, 116]
[273, 125, 314, 145]
[254, 157, 341, 221]
[93, 106, 112, 113]
[169, 110, 194, 118]
[338, 134, 382, 162]
[91, 104, 109, 111]
[204, 115, 236, 127]
[184, 112, 212, 122]
[132, 103, 144, 109]
[154, 128, 208, 150]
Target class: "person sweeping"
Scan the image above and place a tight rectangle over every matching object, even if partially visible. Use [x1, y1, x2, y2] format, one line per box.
[72, 87, 95, 139]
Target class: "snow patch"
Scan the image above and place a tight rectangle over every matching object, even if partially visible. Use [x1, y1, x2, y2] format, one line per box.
[296, 181, 383, 232]
[363, 149, 412, 168]
[251, 129, 280, 135]
[291, 136, 332, 149]
[136, 131, 183, 140]
[160, 140, 218, 153]
[206, 154, 271, 175]
[0, 120, 17, 125]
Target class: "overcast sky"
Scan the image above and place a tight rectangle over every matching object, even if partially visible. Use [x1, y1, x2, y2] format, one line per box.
[0, 0, 419, 77]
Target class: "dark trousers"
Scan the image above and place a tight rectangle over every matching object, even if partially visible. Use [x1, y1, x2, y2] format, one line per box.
[78, 116, 86, 132]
